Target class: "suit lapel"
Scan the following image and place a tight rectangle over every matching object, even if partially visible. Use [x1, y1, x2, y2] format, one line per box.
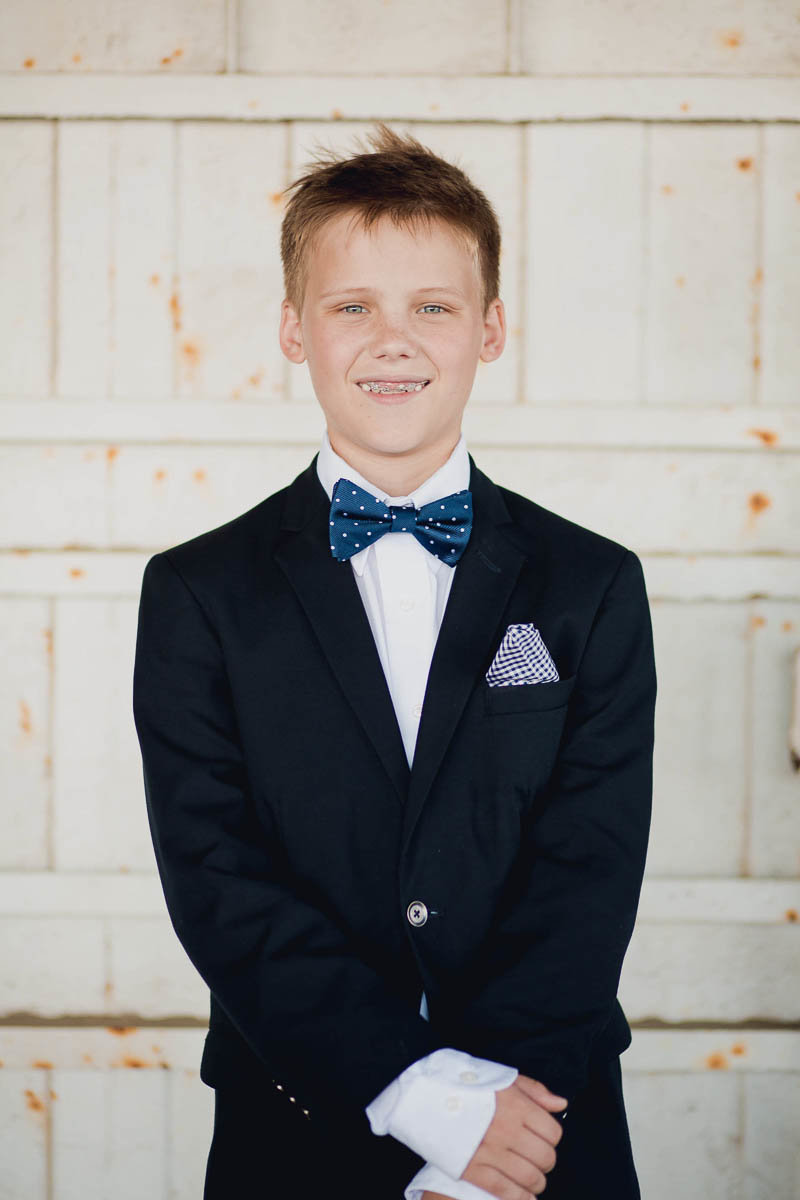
[273, 452, 528, 824]
[402, 456, 527, 850]
[274, 455, 411, 805]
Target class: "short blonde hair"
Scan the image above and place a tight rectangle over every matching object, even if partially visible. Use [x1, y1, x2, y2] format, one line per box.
[280, 122, 502, 320]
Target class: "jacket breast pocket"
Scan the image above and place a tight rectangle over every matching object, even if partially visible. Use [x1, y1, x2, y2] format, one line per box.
[483, 673, 577, 715]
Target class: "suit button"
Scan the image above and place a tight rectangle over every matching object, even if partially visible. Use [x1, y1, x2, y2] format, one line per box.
[407, 900, 428, 927]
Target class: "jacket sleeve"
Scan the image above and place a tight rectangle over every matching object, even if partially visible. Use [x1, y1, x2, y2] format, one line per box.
[448, 548, 657, 1104]
[132, 550, 447, 1117]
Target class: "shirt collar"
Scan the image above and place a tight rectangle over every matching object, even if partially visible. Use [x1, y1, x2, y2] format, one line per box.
[316, 428, 470, 576]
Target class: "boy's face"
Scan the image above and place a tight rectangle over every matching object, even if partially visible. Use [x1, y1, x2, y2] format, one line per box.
[279, 210, 505, 473]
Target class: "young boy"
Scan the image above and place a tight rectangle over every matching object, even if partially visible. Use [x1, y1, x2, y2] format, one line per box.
[133, 123, 656, 1200]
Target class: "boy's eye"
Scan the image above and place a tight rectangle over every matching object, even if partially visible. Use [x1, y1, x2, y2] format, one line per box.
[338, 304, 447, 314]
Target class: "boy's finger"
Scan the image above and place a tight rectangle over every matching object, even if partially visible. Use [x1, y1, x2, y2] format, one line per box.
[513, 1073, 569, 1109]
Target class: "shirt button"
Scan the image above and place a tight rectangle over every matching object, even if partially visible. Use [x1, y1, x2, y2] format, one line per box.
[459, 1070, 478, 1083]
[445, 1096, 461, 1112]
[406, 900, 428, 927]
[399, 597, 415, 612]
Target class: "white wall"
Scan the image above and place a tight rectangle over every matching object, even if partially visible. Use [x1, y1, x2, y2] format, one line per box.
[1, 2, 799, 1196]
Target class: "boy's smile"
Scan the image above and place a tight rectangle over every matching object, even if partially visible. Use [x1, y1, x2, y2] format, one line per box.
[279, 209, 505, 495]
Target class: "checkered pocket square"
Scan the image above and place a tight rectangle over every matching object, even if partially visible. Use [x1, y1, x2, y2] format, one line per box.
[486, 623, 560, 687]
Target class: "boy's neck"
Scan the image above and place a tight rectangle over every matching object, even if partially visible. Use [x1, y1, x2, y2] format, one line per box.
[327, 429, 462, 499]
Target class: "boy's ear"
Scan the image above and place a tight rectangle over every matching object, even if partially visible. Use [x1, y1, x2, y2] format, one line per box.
[279, 298, 306, 365]
[479, 297, 506, 364]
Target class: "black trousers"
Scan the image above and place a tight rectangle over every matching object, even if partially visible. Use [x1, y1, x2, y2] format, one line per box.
[202, 1052, 640, 1199]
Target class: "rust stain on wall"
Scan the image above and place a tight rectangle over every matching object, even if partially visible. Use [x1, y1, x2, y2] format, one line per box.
[43, 628, 53, 659]
[169, 292, 182, 331]
[730, 1042, 747, 1057]
[747, 428, 777, 446]
[782, 620, 794, 632]
[786, 908, 799, 922]
[68, 567, 85, 579]
[106, 446, 119, 465]
[660, 184, 674, 195]
[750, 614, 766, 629]
[747, 491, 770, 515]
[737, 157, 753, 172]
[24, 1087, 45, 1112]
[22, 58, 35, 69]
[718, 30, 743, 49]
[31, 1059, 53, 1069]
[160, 48, 184, 66]
[153, 468, 167, 483]
[192, 468, 207, 483]
[150, 273, 160, 286]
[705, 1052, 728, 1069]
[19, 700, 32, 735]
[107, 1026, 137, 1037]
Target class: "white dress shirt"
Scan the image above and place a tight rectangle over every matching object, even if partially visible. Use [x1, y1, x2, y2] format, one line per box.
[316, 429, 518, 1200]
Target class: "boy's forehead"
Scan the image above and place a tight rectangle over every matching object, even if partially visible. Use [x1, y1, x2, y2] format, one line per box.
[307, 211, 479, 290]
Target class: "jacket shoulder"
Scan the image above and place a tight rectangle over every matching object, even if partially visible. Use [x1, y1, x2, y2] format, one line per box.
[144, 482, 291, 592]
[496, 483, 636, 581]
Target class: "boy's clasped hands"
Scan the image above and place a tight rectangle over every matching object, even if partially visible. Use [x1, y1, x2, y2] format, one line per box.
[422, 1073, 567, 1200]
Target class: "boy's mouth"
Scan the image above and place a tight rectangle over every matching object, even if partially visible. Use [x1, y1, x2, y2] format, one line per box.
[356, 379, 431, 395]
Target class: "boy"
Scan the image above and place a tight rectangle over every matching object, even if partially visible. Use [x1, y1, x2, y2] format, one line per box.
[133, 123, 656, 1200]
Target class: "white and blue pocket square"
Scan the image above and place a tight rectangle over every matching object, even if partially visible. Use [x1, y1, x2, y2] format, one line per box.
[486, 623, 560, 687]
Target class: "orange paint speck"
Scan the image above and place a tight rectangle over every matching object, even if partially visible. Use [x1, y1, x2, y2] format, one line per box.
[118, 1056, 149, 1069]
[786, 909, 799, 922]
[680, 102, 690, 113]
[750, 614, 766, 629]
[675, 276, 686, 287]
[730, 1043, 747, 1057]
[705, 1052, 728, 1070]
[150, 273, 160, 286]
[31, 1060, 53, 1069]
[107, 1027, 137, 1037]
[720, 29, 743, 48]
[106, 446, 119, 464]
[43, 628, 53, 658]
[82, 1053, 94, 1064]
[181, 339, 200, 366]
[781, 620, 794, 632]
[737, 157, 753, 172]
[753, 355, 761, 370]
[660, 184, 673, 195]
[72, 53, 81, 63]
[68, 567, 85, 579]
[747, 428, 778, 446]
[169, 292, 182, 331]
[23, 58, 35, 69]
[153, 468, 167, 483]
[19, 700, 32, 735]
[12, 548, 32, 556]
[24, 1088, 44, 1112]
[192, 468, 207, 483]
[331, 108, 344, 120]
[49, 1089, 58, 1100]
[748, 492, 770, 515]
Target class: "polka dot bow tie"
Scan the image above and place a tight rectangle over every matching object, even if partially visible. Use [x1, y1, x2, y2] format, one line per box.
[329, 477, 473, 566]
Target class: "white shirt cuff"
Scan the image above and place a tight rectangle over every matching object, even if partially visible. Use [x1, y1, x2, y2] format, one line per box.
[404, 1160, 499, 1200]
[365, 1046, 518, 1180]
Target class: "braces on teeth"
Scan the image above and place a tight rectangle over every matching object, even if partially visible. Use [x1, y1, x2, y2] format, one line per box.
[358, 381, 429, 393]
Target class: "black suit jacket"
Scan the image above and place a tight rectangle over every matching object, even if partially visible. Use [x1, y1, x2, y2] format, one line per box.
[132, 450, 656, 1131]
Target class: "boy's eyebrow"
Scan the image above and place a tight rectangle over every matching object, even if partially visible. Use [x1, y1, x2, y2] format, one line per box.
[319, 285, 464, 300]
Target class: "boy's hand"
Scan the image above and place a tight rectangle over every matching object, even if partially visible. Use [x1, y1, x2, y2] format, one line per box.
[458, 1075, 567, 1198]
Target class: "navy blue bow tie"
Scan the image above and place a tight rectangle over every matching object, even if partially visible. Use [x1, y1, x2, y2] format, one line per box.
[329, 477, 473, 566]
